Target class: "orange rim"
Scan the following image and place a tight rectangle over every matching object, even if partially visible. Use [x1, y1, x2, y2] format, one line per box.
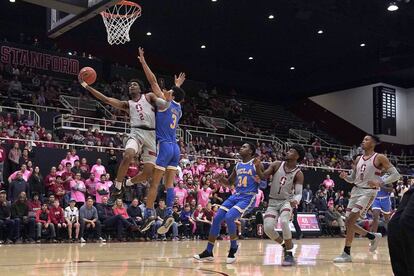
[101, 0, 141, 19]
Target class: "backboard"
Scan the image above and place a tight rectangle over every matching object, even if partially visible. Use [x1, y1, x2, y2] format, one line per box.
[21, 0, 120, 38]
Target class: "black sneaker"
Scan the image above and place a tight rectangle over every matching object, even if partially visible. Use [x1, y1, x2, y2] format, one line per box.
[226, 246, 238, 264]
[282, 253, 295, 266]
[193, 250, 214, 262]
[157, 216, 174, 235]
[107, 180, 125, 206]
[140, 217, 155, 233]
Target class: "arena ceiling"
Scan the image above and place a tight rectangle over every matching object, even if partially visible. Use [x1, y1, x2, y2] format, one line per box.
[2, 0, 414, 101]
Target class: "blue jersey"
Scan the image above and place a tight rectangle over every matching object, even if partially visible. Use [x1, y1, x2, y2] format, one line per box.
[234, 159, 258, 194]
[156, 101, 182, 143]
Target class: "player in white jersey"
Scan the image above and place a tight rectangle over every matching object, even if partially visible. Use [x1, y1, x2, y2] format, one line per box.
[333, 134, 400, 263]
[79, 68, 165, 205]
[257, 144, 305, 266]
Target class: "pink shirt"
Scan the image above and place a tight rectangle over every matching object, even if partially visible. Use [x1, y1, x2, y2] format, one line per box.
[114, 207, 129, 219]
[255, 189, 264, 207]
[215, 168, 228, 176]
[70, 180, 86, 203]
[197, 187, 212, 207]
[9, 169, 32, 182]
[85, 178, 98, 196]
[60, 158, 74, 167]
[174, 187, 188, 207]
[70, 155, 80, 163]
[182, 169, 193, 177]
[95, 181, 110, 204]
[323, 179, 335, 189]
[91, 164, 106, 179]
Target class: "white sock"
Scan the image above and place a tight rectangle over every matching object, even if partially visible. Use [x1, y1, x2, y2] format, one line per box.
[115, 180, 122, 190]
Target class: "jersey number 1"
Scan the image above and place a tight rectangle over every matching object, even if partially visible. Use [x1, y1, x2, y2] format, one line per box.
[238, 176, 248, 187]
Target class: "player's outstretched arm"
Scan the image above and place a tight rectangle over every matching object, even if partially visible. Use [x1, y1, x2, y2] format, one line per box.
[257, 161, 279, 180]
[137, 47, 164, 100]
[174, 73, 186, 88]
[78, 76, 128, 112]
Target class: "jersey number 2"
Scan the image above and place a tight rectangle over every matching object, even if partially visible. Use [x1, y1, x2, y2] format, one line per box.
[170, 114, 177, 129]
[238, 176, 248, 187]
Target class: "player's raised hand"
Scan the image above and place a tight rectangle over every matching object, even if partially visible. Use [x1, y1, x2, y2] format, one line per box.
[137, 47, 145, 63]
[174, 72, 186, 87]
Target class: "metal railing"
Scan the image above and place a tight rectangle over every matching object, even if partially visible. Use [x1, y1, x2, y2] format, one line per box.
[0, 105, 40, 125]
[16, 103, 74, 114]
[59, 95, 97, 112]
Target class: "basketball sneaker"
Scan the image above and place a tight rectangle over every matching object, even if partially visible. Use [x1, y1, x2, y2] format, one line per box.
[333, 252, 352, 263]
[140, 216, 155, 233]
[369, 233, 382, 252]
[157, 216, 175, 235]
[282, 253, 295, 266]
[193, 250, 214, 262]
[107, 180, 125, 206]
[226, 246, 238, 264]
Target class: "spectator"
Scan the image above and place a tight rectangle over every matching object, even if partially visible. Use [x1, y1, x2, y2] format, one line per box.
[155, 199, 179, 241]
[70, 172, 86, 208]
[96, 196, 138, 241]
[0, 142, 6, 183]
[90, 158, 106, 179]
[179, 203, 194, 239]
[8, 142, 21, 173]
[127, 198, 143, 227]
[107, 149, 118, 179]
[126, 159, 139, 178]
[79, 158, 90, 178]
[8, 76, 22, 94]
[79, 197, 105, 243]
[197, 182, 213, 208]
[312, 138, 321, 152]
[11, 192, 35, 243]
[0, 190, 15, 244]
[72, 130, 85, 144]
[35, 202, 56, 242]
[64, 199, 80, 242]
[323, 174, 335, 190]
[85, 174, 98, 200]
[44, 167, 58, 193]
[27, 193, 41, 219]
[28, 166, 44, 200]
[95, 174, 110, 204]
[49, 175, 66, 204]
[71, 160, 82, 176]
[313, 191, 328, 212]
[49, 199, 67, 241]
[60, 152, 74, 168]
[255, 189, 264, 208]
[325, 205, 346, 235]
[8, 171, 30, 202]
[302, 184, 313, 212]
[174, 181, 188, 208]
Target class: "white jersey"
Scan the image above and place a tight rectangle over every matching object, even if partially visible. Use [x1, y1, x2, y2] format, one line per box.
[128, 95, 155, 129]
[64, 206, 79, 222]
[269, 161, 301, 200]
[354, 153, 382, 189]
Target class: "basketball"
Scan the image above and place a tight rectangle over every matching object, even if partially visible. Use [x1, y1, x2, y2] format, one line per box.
[79, 67, 97, 85]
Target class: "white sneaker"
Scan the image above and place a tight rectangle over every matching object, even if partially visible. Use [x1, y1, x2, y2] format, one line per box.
[369, 233, 382, 252]
[333, 252, 352, 263]
[80, 238, 86, 243]
[98, 237, 106, 243]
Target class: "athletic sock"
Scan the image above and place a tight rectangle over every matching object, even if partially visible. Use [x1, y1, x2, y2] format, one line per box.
[366, 232, 375, 240]
[344, 246, 351, 255]
[206, 242, 214, 253]
[285, 249, 293, 256]
[166, 188, 174, 216]
[230, 239, 238, 249]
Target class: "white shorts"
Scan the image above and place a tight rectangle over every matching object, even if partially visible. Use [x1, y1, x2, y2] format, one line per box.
[264, 199, 293, 220]
[125, 129, 156, 164]
[345, 188, 377, 218]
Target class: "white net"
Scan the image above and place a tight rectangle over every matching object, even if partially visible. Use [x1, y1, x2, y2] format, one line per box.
[100, 1, 141, 45]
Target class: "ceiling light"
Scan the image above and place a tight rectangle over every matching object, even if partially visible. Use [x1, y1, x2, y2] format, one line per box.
[212, 0, 217, 2]
[248, 57, 254, 60]
[360, 43, 366, 47]
[387, 2, 399, 11]
[146, 32, 152, 36]
[201, 45, 206, 49]
[290, 66, 295, 70]
[9, 0, 16, 2]
[68, 52, 72, 56]
[317, 30, 324, 34]
[268, 15, 274, 19]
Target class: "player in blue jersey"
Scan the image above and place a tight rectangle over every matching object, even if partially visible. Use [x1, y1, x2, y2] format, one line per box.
[126, 47, 186, 233]
[370, 174, 394, 233]
[194, 143, 263, 264]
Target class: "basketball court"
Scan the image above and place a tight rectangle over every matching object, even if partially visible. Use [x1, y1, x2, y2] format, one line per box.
[0, 238, 391, 275]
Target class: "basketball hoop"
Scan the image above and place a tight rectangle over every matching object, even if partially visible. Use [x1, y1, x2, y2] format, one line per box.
[100, 1, 141, 45]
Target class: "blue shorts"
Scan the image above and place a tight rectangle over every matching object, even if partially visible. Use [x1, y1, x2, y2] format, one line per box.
[372, 197, 392, 214]
[220, 193, 256, 215]
[155, 141, 180, 170]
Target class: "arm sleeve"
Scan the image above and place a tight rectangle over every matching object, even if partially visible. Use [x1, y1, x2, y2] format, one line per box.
[381, 166, 400, 185]
[292, 184, 303, 203]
